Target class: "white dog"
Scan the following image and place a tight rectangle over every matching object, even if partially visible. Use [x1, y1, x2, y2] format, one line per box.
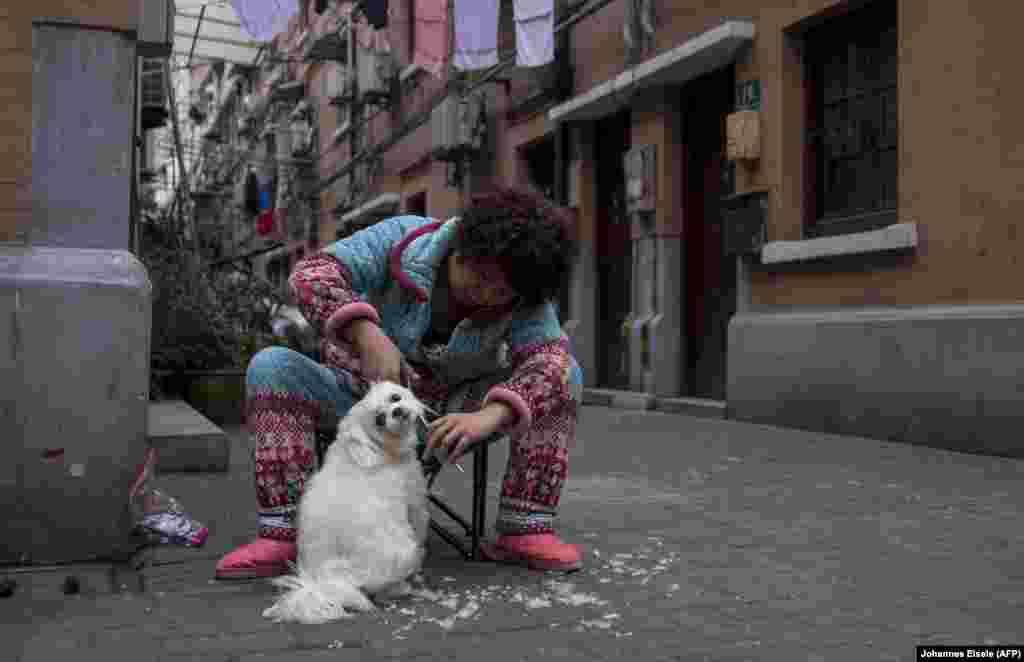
[263, 381, 432, 624]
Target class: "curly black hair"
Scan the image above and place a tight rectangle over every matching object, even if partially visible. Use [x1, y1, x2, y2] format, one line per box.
[452, 186, 578, 307]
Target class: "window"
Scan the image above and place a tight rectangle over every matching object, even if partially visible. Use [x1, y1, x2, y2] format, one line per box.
[314, 0, 329, 15]
[521, 138, 556, 201]
[265, 131, 276, 161]
[405, 191, 427, 216]
[804, 1, 897, 236]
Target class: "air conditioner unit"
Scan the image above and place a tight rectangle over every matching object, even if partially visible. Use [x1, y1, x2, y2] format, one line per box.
[431, 94, 485, 161]
[138, 0, 175, 58]
[323, 65, 351, 105]
[357, 50, 393, 104]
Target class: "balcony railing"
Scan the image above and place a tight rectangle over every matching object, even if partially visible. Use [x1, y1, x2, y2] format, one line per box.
[304, 5, 349, 63]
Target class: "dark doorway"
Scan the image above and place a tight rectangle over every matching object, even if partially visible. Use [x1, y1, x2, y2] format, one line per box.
[406, 190, 427, 217]
[521, 137, 556, 200]
[682, 66, 736, 400]
[521, 136, 569, 322]
[595, 111, 632, 389]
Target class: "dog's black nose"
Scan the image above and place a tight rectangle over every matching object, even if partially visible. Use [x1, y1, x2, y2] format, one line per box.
[391, 406, 407, 420]
[375, 412, 387, 427]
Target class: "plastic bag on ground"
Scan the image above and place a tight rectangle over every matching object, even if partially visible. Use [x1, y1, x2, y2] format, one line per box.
[129, 447, 209, 547]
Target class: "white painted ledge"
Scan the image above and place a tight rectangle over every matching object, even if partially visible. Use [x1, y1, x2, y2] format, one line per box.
[339, 193, 401, 224]
[549, 20, 755, 124]
[399, 63, 423, 83]
[760, 222, 918, 265]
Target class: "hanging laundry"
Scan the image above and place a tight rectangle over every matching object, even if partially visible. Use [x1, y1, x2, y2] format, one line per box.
[258, 183, 272, 212]
[231, 0, 295, 42]
[355, 9, 392, 54]
[361, 0, 389, 30]
[453, 0, 499, 71]
[256, 210, 276, 236]
[514, 0, 555, 68]
[413, 0, 449, 77]
[245, 171, 261, 216]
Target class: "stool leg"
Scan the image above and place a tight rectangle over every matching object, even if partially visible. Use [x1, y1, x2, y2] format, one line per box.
[471, 442, 488, 560]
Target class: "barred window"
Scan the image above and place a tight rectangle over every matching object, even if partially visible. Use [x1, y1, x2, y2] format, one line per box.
[805, 1, 898, 236]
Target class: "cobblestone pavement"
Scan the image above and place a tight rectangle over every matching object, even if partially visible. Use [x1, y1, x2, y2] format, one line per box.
[4, 406, 1023, 661]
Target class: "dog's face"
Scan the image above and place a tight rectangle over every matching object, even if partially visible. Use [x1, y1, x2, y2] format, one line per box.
[348, 382, 426, 462]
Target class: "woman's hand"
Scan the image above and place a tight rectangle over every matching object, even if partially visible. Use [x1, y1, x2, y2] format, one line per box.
[345, 319, 404, 385]
[427, 402, 514, 463]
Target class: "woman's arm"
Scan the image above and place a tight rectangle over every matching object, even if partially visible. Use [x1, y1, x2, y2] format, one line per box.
[287, 215, 429, 344]
[481, 304, 582, 440]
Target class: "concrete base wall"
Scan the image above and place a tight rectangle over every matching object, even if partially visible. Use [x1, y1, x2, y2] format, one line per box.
[0, 246, 152, 564]
[727, 304, 1024, 457]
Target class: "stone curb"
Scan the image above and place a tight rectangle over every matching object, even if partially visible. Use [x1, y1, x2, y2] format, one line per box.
[583, 388, 726, 419]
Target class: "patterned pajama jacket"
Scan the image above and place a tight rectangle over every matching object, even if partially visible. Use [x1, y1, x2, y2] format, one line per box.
[245, 215, 584, 542]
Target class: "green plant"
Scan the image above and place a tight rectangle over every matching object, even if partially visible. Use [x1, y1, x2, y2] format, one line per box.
[139, 205, 286, 376]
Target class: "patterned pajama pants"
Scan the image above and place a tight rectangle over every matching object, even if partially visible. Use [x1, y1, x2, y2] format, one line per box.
[245, 346, 576, 542]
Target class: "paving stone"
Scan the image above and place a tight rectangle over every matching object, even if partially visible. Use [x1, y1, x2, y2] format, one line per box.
[238, 649, 369, 662]
[163, 631, 296, 656]
[10, 407, 1024, 662]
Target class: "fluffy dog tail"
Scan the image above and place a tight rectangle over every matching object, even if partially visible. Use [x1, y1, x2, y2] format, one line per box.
[262, 560, 374, 624]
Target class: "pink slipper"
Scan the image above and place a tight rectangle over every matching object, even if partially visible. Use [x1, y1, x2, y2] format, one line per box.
[215, 538, 296, 580]
[480, 533, 582, 572]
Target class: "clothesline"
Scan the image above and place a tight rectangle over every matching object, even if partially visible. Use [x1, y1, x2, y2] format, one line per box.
[169, 0, 613, 217]
[176, 1, 559, 190]
[226, 1, 556, 73]
[310, 0, 616, 201]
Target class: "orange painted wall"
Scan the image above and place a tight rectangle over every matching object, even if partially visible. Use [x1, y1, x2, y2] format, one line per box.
[747, 0, 1024, 307]
[0, 2, 141, 241]
[286, 0, 1024, 311]
[566, 0, 1024, 308]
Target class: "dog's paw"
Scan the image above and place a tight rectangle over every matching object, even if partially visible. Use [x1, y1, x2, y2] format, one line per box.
[262, 603, 287, 622]
[389, 580, 414, 597]
[370, 580, 414, 603]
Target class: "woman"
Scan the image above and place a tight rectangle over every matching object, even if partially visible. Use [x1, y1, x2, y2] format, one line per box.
[216, 186, 584, 579]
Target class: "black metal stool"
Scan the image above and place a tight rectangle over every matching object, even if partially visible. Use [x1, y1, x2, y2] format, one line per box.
[314, 425, 503, 561]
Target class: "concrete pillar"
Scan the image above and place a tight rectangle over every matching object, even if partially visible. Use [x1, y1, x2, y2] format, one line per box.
[626, 89, 686, 397]
[736, 254, 753, 315]
[628, 230, 653, 392]
[563, 123, 599, 388]
[650, 235, 684, 396]
[0, 24, 152, 564]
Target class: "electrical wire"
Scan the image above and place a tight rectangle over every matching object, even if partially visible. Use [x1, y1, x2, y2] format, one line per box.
[165, 7, 438, 185]
[308, 0, 621, 200]
[161, 0, 618, 214]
